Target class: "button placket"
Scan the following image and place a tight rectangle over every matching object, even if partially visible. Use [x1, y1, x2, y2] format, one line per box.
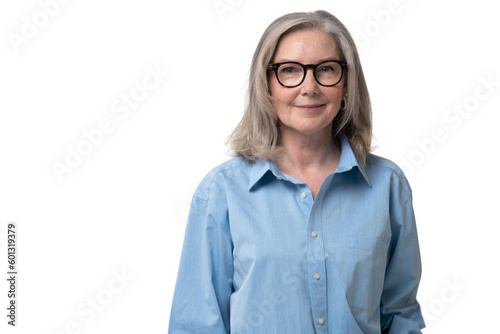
[306, 186, 328, 334]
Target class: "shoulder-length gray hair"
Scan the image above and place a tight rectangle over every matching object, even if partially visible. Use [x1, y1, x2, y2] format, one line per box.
[227, 10, 372, 166]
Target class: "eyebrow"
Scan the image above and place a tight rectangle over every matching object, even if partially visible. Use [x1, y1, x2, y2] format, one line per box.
[272, 57, 341, 64]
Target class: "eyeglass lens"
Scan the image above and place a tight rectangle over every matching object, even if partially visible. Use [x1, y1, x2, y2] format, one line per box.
[277, 61, 343, 87]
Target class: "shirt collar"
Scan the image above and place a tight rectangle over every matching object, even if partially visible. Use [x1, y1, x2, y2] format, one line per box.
[336, 131, 371, 187]
[248, 131, 371, 191]
[248, 159, 276, 191]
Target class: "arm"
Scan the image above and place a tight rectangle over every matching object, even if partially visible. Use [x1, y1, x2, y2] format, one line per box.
[168, 195, 233, 334]
[380, 194, 426, 333]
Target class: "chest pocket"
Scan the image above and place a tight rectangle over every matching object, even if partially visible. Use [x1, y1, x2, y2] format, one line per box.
[338, 235, 390, 311]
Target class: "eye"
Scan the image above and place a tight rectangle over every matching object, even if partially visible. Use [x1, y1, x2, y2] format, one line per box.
[281, 66, 300, 74]
[318, 65, 336, 73]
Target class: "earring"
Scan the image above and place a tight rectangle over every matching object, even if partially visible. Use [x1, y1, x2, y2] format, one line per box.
[340, 95, 347, 111]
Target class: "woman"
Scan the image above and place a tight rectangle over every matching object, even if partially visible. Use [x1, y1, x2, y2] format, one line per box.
[169, 10, 425, 334]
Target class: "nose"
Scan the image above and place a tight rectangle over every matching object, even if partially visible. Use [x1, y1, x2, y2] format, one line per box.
[300, 68, 319, 95]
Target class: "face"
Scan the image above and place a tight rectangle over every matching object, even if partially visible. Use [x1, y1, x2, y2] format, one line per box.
[269, 29, 346, 138]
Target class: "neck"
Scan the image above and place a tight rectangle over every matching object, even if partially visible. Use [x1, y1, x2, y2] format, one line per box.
[276, 123, 341, 175]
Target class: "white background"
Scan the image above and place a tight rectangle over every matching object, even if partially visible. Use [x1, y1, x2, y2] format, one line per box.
[1, 0, 499, 333]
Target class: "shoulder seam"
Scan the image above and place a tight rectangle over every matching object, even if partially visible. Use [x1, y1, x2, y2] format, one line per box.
[367, 155, 412, 197]
[198, 160, 249, 202]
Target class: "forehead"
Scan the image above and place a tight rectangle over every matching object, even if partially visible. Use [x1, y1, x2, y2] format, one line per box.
[273, 29, 340, 63]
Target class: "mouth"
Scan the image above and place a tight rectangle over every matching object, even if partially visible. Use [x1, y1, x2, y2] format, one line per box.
[295, 104, 326, 111]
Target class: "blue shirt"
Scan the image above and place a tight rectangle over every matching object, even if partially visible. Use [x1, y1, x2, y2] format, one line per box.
[169, 133, 425, 333]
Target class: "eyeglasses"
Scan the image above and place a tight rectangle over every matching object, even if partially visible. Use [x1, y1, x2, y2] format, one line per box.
[268, 60, 347, 88]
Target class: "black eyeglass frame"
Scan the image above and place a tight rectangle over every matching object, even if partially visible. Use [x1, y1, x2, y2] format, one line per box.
[268, 60, 348, 88]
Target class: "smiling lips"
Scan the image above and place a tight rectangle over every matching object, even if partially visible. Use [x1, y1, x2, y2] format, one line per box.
[296, 104, 326, 112]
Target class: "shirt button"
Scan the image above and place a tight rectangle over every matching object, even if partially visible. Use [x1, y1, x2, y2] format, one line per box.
[318, 318, 324, 325]
[276, 176, 281, 180]
[311, 231, 317, 238]
[314, 273, 321, 280]
[301, 192, 307, 199]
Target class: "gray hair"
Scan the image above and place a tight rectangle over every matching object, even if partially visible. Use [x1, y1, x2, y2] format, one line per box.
[227, 10, 372, 165]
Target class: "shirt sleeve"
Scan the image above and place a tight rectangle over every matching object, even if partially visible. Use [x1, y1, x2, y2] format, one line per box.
[168, 194, 233, 334]
[380, 193, 426, 333]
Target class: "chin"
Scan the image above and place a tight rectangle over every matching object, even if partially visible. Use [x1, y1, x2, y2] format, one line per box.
[293, 124, 332, 136]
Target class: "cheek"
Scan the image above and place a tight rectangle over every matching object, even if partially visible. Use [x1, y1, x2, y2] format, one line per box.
[271, 87, 298, 107]
[269, 74, 301, 107]
[324, 86, 345, 104]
